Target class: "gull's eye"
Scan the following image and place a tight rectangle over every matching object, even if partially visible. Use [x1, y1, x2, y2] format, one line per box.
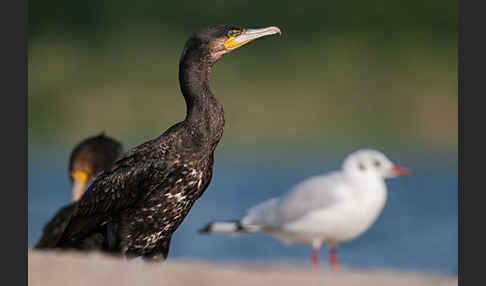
[373, 160, 381, 168]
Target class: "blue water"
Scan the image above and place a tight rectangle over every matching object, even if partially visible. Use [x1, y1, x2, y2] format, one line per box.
[28, 148, 457, 276]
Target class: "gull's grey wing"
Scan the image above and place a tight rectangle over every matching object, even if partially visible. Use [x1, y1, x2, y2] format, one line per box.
[241, 197, 280, 226]
[274, 172, 344, 225]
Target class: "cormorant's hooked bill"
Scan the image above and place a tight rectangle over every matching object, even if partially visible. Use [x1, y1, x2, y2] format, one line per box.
[224, 26, 282, 50]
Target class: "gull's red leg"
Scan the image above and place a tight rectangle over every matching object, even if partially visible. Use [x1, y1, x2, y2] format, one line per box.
[329, 247, 337, 272]
[311, 247, 319, 269]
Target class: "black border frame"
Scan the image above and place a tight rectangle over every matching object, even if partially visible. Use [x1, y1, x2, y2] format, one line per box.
[8, 0, 475, 284]
[459, 0, 484, 285]
[2, 0, 28, 284]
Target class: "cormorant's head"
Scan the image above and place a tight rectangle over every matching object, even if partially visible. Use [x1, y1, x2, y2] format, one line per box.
[183, 25, 281, 63]
[69, 133, 123, 202]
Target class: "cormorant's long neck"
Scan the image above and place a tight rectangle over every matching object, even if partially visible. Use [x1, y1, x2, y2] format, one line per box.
[179, 46, 224, 147]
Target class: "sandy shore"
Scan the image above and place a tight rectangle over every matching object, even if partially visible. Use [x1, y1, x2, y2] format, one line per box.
[28, 251, 457, 286]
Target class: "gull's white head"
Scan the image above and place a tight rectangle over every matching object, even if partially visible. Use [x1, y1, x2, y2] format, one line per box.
[342, 149, 409, 180]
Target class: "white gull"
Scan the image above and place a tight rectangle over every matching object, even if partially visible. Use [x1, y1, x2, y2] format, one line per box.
[199, 149, 409, 270]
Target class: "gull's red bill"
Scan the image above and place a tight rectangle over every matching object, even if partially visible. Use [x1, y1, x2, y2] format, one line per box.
[389, 166, 410, 177]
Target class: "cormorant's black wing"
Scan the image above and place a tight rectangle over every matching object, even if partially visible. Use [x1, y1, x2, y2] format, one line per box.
[34, 202, 78, 249]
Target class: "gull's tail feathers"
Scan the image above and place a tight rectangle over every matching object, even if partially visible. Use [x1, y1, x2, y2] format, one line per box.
[198, 220, 262, 235]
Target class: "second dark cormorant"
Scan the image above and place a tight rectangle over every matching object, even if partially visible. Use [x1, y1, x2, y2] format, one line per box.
[35, 132, 123, 249]
[35, 25, 281, 261]
[69, 132, 123, 202]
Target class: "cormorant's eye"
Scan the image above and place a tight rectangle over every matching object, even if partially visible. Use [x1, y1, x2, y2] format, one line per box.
[227, 30, 240, 38]
[373, 160, 381, 168]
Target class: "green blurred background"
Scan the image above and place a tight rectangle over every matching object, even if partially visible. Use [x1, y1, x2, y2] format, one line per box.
[28, 0, 457, 155]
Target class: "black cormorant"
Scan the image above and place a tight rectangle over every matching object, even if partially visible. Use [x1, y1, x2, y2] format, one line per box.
[35, 132, 123, 249]
[35, 25, 281, 261]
